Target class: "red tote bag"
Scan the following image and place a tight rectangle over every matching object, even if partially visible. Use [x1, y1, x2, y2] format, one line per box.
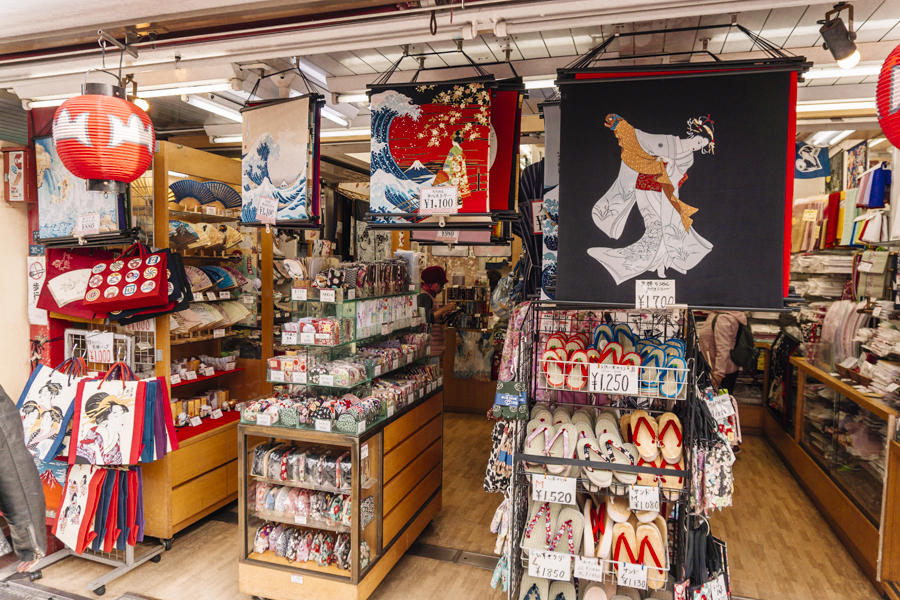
[84, 243, 168, 311]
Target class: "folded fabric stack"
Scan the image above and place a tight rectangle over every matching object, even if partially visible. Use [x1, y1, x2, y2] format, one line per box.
[793, 276, 848, 298]
[821, 300, 869, 364]
[862, 322, 900, 357]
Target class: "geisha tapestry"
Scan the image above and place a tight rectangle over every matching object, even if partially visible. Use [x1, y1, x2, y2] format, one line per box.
[555, 69, 794, 309]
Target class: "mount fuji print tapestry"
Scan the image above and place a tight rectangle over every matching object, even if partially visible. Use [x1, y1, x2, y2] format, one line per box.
[241, 96, 318, 222]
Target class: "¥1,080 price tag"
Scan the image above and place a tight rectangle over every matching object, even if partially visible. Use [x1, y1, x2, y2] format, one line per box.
[629, 485, 660, 512]
[618, 562, 647, 590]
[189, 416, 202, 427]
[319, 289, 336, 303]
[532, 474, 576, 504]
[291, 287, 308, 301]
[708, 393, 735, 420]
[589, 363, 638, 396]
[635, 279, 675, 310]
[528, 550, 571, 581]
[574, 556, 606, 583]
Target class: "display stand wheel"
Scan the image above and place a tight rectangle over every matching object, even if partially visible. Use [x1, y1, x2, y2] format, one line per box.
[93, 585, 106, 596]
[28, 570, 42, 582]
[150, 555, 162, 563]
[162, 538, 173, 551]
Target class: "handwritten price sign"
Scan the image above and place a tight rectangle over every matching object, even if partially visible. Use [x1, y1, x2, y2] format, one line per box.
[635, 279, 675, 310]
[257, 196, 278, 225]
[532, 474, 576, 504]
[589, 363, 639, 395]
[629, 485, 660, 512]
[618, 562, 648, 590]
[86, 332, 114, 363]
[528, 550, 571, 581]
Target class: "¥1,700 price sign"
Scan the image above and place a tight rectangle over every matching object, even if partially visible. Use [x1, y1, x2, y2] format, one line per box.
[635, 279, 675, 310]
[532, 474, 576, 504]
[589, 363, 639, 396]
[528, 550, 572, 581]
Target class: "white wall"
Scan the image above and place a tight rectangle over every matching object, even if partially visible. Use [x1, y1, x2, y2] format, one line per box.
[0, 200, 33, 400]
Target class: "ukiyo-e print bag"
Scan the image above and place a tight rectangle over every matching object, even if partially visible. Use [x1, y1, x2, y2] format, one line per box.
[69, 363, 146, 466]
[37, 247, 114, 321]
[53, 464, 106, 555]
[17, 357, 91, 462]
[84, 243, 168, 312]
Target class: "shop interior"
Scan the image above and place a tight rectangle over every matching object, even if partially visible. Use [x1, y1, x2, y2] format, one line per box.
[1, 1, 900, 599]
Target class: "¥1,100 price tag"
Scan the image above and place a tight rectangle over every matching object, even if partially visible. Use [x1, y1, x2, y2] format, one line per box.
[315, 419, 332, 432]
[629, 485, 660, 512]
[574, 556, 605, 583]
[291, 287, 308, 301]
[618, 562, 647, 590]
[528, 550, 572, 581]
[319, 289, 336, 303]
[210, 408, 223, 420]
[589, 363, 638, 395]
[708, 393, 735, 420]
[635, 279, 675, 310]
[419, 186, 459, 214]
[532, 474, 576, 504]
[189, 416, 203, 427]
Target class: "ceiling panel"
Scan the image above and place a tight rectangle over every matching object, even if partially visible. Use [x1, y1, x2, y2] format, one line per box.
[540, 30, 577, 58]
[721, 9, 771, 54]
[662, 16, 700, 57]
[779, 4, 824, 48]
[304, 54, 354, 78]
[630, 19, 668, 63]
[754, 5, 806, 47]
[423, 40, 473, 68]
[327, 50, 379, 75]
[855, 0, 900, 42]
[510, 32, 551, 60]
[570, 26, 607, 56]
[696, 12, 733, 54]
[146, 96, 231, 130]
[348, 49, 395, 73]
[805, 77, 840, 86]
[480, 33, 524, 63]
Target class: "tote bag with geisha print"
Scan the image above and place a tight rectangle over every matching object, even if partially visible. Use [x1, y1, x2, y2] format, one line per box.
[52, 464, 106, 555]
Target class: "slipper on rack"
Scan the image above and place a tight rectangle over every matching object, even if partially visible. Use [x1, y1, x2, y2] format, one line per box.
[657, 413, 683, 463]
[594, 324, 614, 347]
[659, 456, 685, 502]
[572, 409, 594, 428]
[582, 584, 608, 600]
[545, 334, 566, 352]
[637, 522, 667, 590]
[659, 357, 687, 399]
[568, 349, 590, 390]
[573, 421, 594, 443]
[613, 323, 636, 354]
[636, 456, 660, 488]
[612, 518, 638, 570]
[548, 507, 584, 555]
[584, 495, 615, 560]
[524, 420, 555, 473]
[639, 354, 661, 396]
[577, 437, 612, 489]
[595, 412, 622, 442]
[521, 500, 562, 550]
[519, 574, 550, 600]
[552, 408, 572, 426]
[549, 581, 576, 600]
[586, 347, 603, 363]
[663, 342, 684, 360]
[620, 413, 632, 443]
[531, 405, 553, 422]
[599, 342, 623, 366]
[565, 336, 586, 355]
[630, 410, 659, 461]
[619, 352, 642, 367]
[600, 434, 638, 486]
[606, 495, 631, 523]
[547, 423, 577, 476]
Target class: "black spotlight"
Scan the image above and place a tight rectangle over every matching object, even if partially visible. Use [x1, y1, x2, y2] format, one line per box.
[819, 2, 860, 69]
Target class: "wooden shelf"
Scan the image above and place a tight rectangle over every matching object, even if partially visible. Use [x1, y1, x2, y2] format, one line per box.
[252, 509, 350, 534]
[790, 357, 897, 421]
[247, 551, 351, 578]
[171, 367, 244, 388]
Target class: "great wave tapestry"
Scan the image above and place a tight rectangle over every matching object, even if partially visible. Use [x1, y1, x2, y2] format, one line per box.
[555, 67, 795, 309]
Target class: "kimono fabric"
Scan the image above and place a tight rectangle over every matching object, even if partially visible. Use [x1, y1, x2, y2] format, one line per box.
[453, 329, 494, 382]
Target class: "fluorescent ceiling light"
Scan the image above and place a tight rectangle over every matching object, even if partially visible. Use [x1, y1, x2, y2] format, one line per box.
[804, 65, 880, 79]
[296, 59, 329, 88]
[337, 93, 369, 104]
[213, 135, 242, 144]
[320, 127, 370, 139]
[810, 130, 840, 146]
[829, 130, 855, 145]
[346, 152, 371, 164]
[140, 82, 232, 98]
[167, 171, 189, 178]
[27, 98, 66, 108]
[184, 95, 242, 122]
[524, 79, 556, 90]
[869, 137, 888, 148]
[321, 106, 349, 127]
[797, 100, 876, 113]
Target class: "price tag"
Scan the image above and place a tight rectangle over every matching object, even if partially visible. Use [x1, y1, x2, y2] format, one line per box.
[319, 374, 334, 387]
[873, 306, 884, 318]
[290, 575, 303, 585]
[381, 323, 391, 335]
[635, 280, 675, 310]
[532, 474, 576, 504]
[76, 212, 100, 236]
[294, 516, 307, 526]
[858, 261, 873, 273]
[387, 404, 395, 418]
[708, 393, 735, 420]
[710, 574, 728, 600]
[193, 292, 203, 302]
[528, 550, 572, 581]
[374, 365, 383, 377]
[300, 332, 315, 344]
[219, 291, 231, 300]
[315, 419, 332, 432]
[257, 196, 278, 225]
[589, 363, 639, 395]
[839, 357, 858, 369]
[204, 206, 218, 215]
[213, 328, 226, 338]
[419, 186, 459, 215]
[629, 485, 660, 512]
[189, 416, 202, 427]
[887, 383, 900, 393]
[392, 359, 399, 370]
[282, 332, 298, 345]
[291, 287, 308, 301]
[574, 556, 606, 583]
[617, 562, 647, 590]
[803, 209, 818, 222]
[532, 200, 545, 234]
[201, 366, 215, 377]
[242, 295, 254, 305]
[438, 377, 443, 387]
[361, 443, 369, 459]
[347, 289, 356, 300]
[270, 370, 285, 383]
[357, 421, 366, 434]
[256, 413, 272, 426]
[207, 292, 217, 301]
[211, 408, 223, 419]
[86, 332, 114, 363]
[183, 370, 197, 380]
[437, 229, 460, 243]
[320, 289, 336, 303]
[409, 284, 416, 291]
[169, 374, 182, 385]
[418, 389, 424, 400]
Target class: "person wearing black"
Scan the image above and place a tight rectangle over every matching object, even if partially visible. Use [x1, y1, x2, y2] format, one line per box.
[419, 266, 457, 357]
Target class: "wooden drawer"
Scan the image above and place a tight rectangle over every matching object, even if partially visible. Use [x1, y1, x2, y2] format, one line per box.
[171, 459, 234, 524]
[171, 429, 237, 487]
[384, 394, 443, 452]
[383, 463, 441, 544]
[384, 415, 442, 482]
[383, 439, 442, 514]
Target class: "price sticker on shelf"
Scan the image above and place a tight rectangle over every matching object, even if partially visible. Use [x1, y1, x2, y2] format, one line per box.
[193, 292, 204, 302]
[257, 196, 278, 225]
[409, 284, 416, 292]
[86, 332, 114, 364]
[392, 359, 399, 371]
[219, 291, 231, 300]
[201, 366, 215, 377]
[629, 485, 660, 512]
[574, 556, 606, 583]
[887, 383, 900, 393]
[204, 206, 218, 216]
[189, 416, 202, 427]
[635, 279, 675, 310]
[347, 289, 356, 300]
[282, 332, 298, 345]
[291, 287, 308, 302]
[802, 209, 818, 222]
[387, 404, 395, 418]
[295, 372, 307, 384]
[75, 213, 100, 236]
[315, 419, 332, 432]
[183, 370, 197, 381]
[528, 550, 571, 581]
[381, 323, 392, 335]
[211, 408, 223, 420]
[418, 389, 423, 400]
[873, 306, 884, 318]
[213, 328, 226, 339]
[710, 574, 728, 600]
[419, 186, 459, 215]
[436, 229, 460, 243]
[320, 289, 336, 303]
[270, 370, 285, 383]
[438, 376, 443, 387]
[532, 474, 576, 504]
[242, 295, 254, 305]
[357, 421, 366, 434]
[206, 291, 218, 301]
[617, 562, 647, 590]
[294, 515, 307, 526]
[708, 393, 735, 420]
[169, 374, 182, 385]
[256, 413, 273, 426]
[374, 365, 383, 377]
[290, 575, 303, 585]
[319, 374, 334, 387]
[300, 332, 315, 345]
[589, 363, 639, 395]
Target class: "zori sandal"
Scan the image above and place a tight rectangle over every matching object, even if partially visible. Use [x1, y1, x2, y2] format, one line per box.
[524, 421, 554, 473]
[660, 357, 687, 399]
[658, 413, 683, 463]
[577, 437, 612, 489]
[548, 507, 584, 556]
[547, 423, 577, 477]
[630, 410, 659, 461]
[521, 500, 562, 551]
[606, 494, 631, 523]
[548, 581, 576, 600]
[637, 522, 667, 590]
[519, 575, 549, 600]
[600, 434, 638, 486]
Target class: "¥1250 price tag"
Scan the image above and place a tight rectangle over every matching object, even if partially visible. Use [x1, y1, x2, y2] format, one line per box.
[574, 556, 605, 583]
[629, 485, 660, 512]
[635, 279, 675, 310]
[189, 416, 202, 427]
[257, 196, 278, 225]
[618, 562, 647, 590]
[319, 289, 336, 303]
[291, 287, 308, 301]
[528, 550, 571, 581]
[589, 363, 639, 395]
[532, 474, 576, 504]
[210, 408, 223, 420]
[708, 393, 735, 420]
[281, 332, 297, 345]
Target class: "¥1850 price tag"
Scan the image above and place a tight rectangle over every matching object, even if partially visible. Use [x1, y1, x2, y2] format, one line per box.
[589, 363, 638, 395]
[628, 485, 660, 512]
[618, 562, 647, 590]
[532, 474, 576, 504]
[528, 550, 571, 581]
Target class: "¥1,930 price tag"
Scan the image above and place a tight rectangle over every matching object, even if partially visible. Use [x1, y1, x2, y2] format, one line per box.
[528, 550, 571, 581]
[708, 393, 735, 420]
[574, 556, 606, 583]
[628, 485, 660, 512]
[618, 562, 647, 590]
[532, 474, 576, 504]
[589, 363, 638, 395]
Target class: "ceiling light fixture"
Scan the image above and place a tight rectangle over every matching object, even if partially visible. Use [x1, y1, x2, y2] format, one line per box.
[213, 135, 243, 144]
[132, 97, 150, 111]
[796, 100, 876, 112]
[321, 106, 350, 127]
[810, 130, 841, 146]
[803, 65, 880, 79]
[819, 2, 860, 69]
[524, 79, 557, 90]
[829, 130, 855, 145]
[139, 82, 233, 98]
[320, 127, 370, 139]
[869, 137, 888, 148]
[183, 95, 242, 122]
[337, 93, 369, 104]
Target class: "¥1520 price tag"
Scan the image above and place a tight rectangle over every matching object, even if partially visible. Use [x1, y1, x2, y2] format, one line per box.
[589, 363, 638, 395]
[628, 485, 660, 512]
[618, 562, 647, 590]
[532, 474, 576, 504]
[528, 550, 571, 581]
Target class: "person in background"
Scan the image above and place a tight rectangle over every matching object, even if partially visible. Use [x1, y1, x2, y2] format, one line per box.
[698, 311, 748, 394]
[419, 266, 457, 357]
[0, 384, 47, 572]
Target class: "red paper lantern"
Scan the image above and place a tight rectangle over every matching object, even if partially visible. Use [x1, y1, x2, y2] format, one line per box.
[52, 83, 155, 193]
[876, 43, 900, 149]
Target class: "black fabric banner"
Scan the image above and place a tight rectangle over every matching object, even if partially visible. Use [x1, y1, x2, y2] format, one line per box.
[555, 69, 792, 309]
